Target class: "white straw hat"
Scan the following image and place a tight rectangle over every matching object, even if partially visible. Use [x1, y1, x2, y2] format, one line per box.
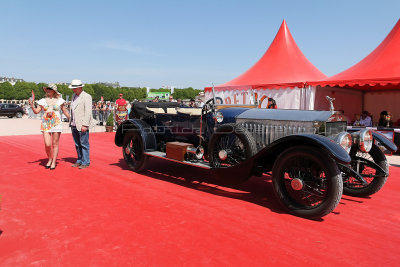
[43, 83, 61, 95]
[68, 79, 85, 89]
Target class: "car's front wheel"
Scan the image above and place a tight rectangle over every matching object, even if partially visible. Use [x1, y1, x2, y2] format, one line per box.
[272, 146, 343, 219]
[344, 144, 388, 197]
[16, 112, 23, 118]
[122, 130, 149, 172]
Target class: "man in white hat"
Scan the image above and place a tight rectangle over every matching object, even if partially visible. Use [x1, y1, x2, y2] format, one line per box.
[69, 79, 93, 169]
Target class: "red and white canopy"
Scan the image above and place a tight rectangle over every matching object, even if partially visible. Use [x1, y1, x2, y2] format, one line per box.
[309, 19, 400, 90]
[205, 20, 326, 92]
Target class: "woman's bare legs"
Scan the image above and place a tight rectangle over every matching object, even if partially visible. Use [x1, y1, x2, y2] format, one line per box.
[43, 132, 53, 167]
[50, 132, 61, 168]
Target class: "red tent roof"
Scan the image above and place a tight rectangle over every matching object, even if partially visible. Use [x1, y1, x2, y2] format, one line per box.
[308, 19, 400, 90]
[208, 20, 326, 91]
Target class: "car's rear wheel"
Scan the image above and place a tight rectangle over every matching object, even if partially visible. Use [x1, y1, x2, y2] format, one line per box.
[272, 146, 343, 219]
[122, 130, 149, 172]
[208, 123, 257, 168]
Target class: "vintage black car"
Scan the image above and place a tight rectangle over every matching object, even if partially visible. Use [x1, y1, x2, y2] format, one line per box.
[0, 103, 24, 118]
[115, 98, 397, 219]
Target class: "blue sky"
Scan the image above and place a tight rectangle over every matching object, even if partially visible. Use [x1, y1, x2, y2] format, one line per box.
[1, 0, 399, 88]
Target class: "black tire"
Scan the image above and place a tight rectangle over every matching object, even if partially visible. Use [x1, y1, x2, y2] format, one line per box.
[272, 146, 343, 219]
[208, 123, 257, 168]
[16, 112, 22, 118]
[122, 130, 149, 172]
[344, 144, 388, 197]
[8, 116, 13, 118]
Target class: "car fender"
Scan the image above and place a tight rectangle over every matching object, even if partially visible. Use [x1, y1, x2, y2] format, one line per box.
[372, 131, 398, 152]
[253, 134, 351, 167]
[115, 119, 157, 151]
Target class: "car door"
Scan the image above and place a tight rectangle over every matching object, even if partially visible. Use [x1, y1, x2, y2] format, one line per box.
[0, 104, 11, 116]
[9, 104, 19, 116]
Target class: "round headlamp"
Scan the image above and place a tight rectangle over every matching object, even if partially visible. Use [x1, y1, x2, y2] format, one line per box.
[352, 129, 373, 153]
[334, 132, 352, 153]
[213, 112, 224, 123]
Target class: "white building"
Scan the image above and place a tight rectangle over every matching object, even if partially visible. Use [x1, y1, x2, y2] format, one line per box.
[0, 76, 24, 85]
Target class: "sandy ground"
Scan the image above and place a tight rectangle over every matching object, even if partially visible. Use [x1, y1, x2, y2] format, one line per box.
[1, 115, 400, 165]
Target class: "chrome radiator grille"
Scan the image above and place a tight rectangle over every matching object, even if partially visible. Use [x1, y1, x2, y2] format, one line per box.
[236, 119, 316, 150]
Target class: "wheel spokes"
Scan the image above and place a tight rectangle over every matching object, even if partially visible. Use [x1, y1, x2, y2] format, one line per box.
[282, 157, 327, 208]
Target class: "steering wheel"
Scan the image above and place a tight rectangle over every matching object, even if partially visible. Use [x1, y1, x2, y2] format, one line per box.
[202, 97, 223, 116]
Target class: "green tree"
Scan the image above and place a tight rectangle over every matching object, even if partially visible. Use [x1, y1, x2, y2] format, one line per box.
[13, 81, 37, 100]
[173, 87, 203, 100]
[36, 83, 47, 99]
[0, 82, 13, 100]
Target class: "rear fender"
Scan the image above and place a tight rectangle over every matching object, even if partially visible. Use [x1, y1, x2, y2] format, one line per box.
[115, 119, 157, 151]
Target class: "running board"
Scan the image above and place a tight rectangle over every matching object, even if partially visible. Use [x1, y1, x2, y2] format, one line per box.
[144, 151, 211, 169]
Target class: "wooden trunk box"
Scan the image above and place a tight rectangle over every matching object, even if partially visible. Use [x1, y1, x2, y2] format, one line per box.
[166, 142, 192, 161]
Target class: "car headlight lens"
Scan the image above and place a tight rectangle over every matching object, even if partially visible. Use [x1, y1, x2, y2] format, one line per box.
[213, 112, 224, 123]
[352, 129, 373, 153]
[334, 132, 352, 153]
[362, 129, 373, 152]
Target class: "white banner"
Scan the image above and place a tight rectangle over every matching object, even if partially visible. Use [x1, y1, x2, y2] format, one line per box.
[205, 87, 315, 110]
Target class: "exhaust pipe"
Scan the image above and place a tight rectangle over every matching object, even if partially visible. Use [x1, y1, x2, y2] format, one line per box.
[186, 145, 204, 160]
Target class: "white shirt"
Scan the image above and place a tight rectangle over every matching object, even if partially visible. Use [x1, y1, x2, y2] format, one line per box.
[359, 116, 372, 127]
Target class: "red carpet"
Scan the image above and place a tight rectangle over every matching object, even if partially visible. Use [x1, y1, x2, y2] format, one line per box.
[0, 133, 399, 266]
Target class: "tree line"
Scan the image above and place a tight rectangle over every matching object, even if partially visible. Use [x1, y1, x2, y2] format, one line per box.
[0, 81, 203, 102]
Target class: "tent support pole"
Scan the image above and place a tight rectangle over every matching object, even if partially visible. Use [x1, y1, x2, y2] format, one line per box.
[361, 91, 365, 111]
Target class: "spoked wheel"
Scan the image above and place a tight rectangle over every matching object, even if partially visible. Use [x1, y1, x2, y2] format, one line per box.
[122, 130, 148, 172]
[343, 144, 388, 197]
[16, 112, 23, 118]
[208, 123, 257, 168]
[272, 146, 343, 219]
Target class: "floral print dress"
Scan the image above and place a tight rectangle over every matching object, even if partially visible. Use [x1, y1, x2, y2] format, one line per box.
[37, 98, 65, 132]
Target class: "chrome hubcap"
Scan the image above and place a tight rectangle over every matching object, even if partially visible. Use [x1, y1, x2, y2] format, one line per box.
[218, 150, 228, 161]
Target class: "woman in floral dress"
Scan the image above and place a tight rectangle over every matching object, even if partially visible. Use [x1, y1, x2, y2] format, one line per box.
[29, 84, 70, 170]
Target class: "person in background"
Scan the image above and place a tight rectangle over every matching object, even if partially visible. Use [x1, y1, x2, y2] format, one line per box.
[29, 84, 70, 170]
[267, 98, 277, 109]
[92, 102, 98, 122]
[359, 110, 372, 127]
[169, 95, 176, 102]
[98, 101, 105, 126]
[152, 96, 159, 102]
[177, 98, 185, 107]
[116, 93, 126, 106]
[189, 99, 196, 107]
[197, 98, 204, 108]
[69, 79, 94, 169]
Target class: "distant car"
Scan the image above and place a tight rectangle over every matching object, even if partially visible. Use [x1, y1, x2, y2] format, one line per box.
[0, 103, 24, 118]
